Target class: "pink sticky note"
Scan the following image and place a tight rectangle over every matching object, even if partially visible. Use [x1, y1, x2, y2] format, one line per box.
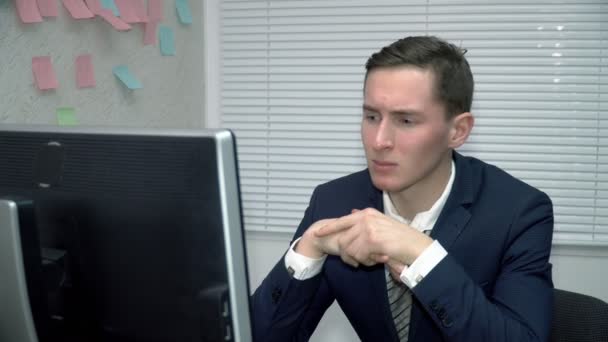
[61, 0, 94, 18]
[148, 0, 162, 21]
[32, 56, 59, 90]
[114, 0, 141, 23]
[16, 0, 43, 23]
[97, 8, 131, 31]
[84, 0, 101, 14]
[75, 54, 96, 88]
[143, 21, 158, 45]
[132, 0, 149, 22]
[37, 0, 59, 17]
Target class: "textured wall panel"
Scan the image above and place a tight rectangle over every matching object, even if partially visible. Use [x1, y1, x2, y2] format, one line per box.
[0, 0, 204, 128]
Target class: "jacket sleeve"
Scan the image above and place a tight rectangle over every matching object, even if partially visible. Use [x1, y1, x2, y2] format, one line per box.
[412, 191, 554, 342]
[251, 189, 336, 342]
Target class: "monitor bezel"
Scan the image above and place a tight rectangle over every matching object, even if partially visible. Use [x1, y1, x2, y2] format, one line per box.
[0, 124, 252, 342]
[0, 199, 39, 342]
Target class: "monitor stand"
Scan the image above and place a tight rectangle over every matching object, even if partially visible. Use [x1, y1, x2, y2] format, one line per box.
[0, 199, 39, 342]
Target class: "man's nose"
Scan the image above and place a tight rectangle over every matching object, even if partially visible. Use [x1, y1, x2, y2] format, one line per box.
[374, 120, 394, 150]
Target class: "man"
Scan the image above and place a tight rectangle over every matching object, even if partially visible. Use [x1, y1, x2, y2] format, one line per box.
[251, 36, 554, 342]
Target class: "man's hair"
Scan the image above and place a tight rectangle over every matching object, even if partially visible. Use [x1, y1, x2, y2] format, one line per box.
[365, 36, 474, 119]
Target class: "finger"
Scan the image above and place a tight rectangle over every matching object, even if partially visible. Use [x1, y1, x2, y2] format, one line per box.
[315, 212, 359, 237]
[360, 259, 374, 267]
[370, 253, 389, 263]
[339, 220, 380, 265]
[317, 207, 383, 237]
[337, 224, 360, 250]
[356, 250, 379, 267]
[339, 234, 372, 267]
[343, 237, 378, 267]
[341, 254, 359, 268]
[311, 218, 337, 231]
[386, 258, 405, 274]
[359, 256, 378, 267]
[389, 268, 402, 282]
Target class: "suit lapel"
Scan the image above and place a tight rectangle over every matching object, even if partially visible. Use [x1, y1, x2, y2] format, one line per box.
[408, 209, 472, 342]
[430, 152, 475, 249]
[364, 153, 479, 341]
[409, 152, 477, 342]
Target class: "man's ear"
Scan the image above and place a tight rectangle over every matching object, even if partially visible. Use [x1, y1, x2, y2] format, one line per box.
[448, 112, 474, 149]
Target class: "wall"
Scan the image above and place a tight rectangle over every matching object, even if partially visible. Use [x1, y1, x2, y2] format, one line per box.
[199, 1, 607, 339]
[2, 1, 605, 340]
[245, 231, 608, 341]
[0, 0, 205, 128]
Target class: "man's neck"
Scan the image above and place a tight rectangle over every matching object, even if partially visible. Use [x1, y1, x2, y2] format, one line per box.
[389, 153, 453, 220]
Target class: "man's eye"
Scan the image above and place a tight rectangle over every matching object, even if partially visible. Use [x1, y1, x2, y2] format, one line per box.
[399, 117, 414, 125]
[364, 114, 378, 121]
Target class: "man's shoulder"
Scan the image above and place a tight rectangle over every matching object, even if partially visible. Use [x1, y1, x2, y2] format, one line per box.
[294, 170, 377, 219]
[316, 169, 373, 192]
[310, 169, 378, 208]
[459, 153, 548, 200]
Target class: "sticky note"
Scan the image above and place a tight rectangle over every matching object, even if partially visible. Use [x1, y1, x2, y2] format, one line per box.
[175, 0, 191, 24]
[114, 0, 142, 23]
[98, 8, 131, 30]
[100, 0, 119, 16]
[132, 0, 148, 22]
[37, 0, 59, 17]
[61, 0, 95, 19]
[75, 54, 96, 88]
[143, 21, 158, 46]
[16, 0, 43, 23]
[84, 0, 101, 14]
[57, 107, 78, 126]
[113, 65, 142, 89]
[32, 56, 59, 90]
[148, 0, 162, 21]
[159, 26, 175, 56]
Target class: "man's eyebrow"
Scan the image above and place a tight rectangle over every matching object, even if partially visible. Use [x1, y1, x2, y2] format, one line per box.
[362, 104, 377, 112]
[392, 110, 421, 116]
[362, 104, 420, 116]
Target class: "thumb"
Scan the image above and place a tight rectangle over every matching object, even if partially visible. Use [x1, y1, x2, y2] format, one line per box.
[370, 253, 389, 263]
[386, 258, 405, 274]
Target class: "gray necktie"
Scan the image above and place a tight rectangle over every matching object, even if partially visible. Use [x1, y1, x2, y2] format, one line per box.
[386, 229, 430, 341]
[386, 270, 412, 341]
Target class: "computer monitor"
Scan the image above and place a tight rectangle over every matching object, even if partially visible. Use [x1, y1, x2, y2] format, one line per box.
[0, 125, 252, 342]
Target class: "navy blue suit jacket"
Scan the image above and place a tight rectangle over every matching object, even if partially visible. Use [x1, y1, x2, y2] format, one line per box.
[252, 152, 554, 341]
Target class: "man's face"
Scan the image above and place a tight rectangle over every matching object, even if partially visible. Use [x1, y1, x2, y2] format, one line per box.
[361, 67, 454, 195]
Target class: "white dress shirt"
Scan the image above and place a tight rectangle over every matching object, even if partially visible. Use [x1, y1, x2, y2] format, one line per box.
[285, 161, 455, 289]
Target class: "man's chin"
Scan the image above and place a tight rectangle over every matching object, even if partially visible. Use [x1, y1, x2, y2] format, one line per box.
[370, 176, 399, 192]
[370, 173, 413, 193]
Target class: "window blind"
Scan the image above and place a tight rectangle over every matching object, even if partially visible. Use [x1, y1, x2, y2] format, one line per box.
[219, 0, 608, 244]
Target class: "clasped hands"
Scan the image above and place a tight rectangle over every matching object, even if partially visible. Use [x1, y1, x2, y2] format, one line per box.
[296, 208, 433, 280]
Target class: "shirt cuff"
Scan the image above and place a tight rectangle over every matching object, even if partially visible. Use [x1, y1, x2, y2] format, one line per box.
[284, 237, 327, 280]
[399, 240, 447, 288]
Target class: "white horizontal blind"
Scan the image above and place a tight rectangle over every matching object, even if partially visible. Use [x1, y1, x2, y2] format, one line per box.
[220, 0, 608, 243]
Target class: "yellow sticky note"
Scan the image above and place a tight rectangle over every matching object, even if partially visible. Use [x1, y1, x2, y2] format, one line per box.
[57, 107, 78, 126]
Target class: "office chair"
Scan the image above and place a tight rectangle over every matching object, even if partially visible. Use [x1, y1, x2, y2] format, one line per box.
[550, 288, 608, 342]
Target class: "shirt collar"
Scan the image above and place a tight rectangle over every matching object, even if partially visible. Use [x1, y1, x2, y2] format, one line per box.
[382, 160, 456, 232]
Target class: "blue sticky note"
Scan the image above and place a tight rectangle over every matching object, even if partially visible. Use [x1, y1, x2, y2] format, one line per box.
[175, 0, 192, 24]
[101, 0, 120, 17]
[113, 65, 142, 89]
[159, 26, 176, 56]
